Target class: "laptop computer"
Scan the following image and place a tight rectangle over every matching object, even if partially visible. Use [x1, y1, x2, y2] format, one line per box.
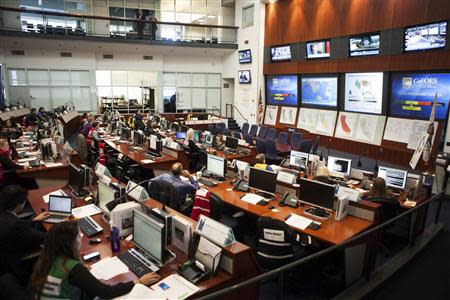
[44, 195, 73, 223]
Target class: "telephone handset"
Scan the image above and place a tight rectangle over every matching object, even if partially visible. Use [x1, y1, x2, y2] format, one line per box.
[233, 179, 249, 192]
[279, 192, 298, 208]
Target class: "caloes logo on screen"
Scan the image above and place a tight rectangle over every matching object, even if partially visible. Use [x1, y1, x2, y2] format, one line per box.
[402, 77, 412, 89]
[402, 76, 438, 89]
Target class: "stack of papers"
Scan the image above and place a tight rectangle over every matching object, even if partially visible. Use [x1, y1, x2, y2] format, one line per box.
[44, 162, 64, 168]
[151, 274, 200, 300]
[90, 257, 129, 280]
[241, 193, 264, 205]
[114, 284, 165, 300]
[42, 189, 67, 203]
[141, 159, 155, 164]
[285, 213, 313, 230]
[72, 204, 102, 218]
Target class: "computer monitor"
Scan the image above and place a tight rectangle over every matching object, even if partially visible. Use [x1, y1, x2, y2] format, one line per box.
[299, 178, 335, 218]
[289, 150, 308, 169]
[193, 130, 201, 143]
[327, 156, 352, 177]
[248, 167, 278, 196]
[205, 134, 215, 147]
[225, 136, 239, 149]
[170, 123, 179, 133]
[176, 131, 186, 140]
[148, 135, 162, 154]
[68, 163, 84, 195]
[377, 166, 408, 189]
[133, 131, 144, 146]
[121, 127, 130, 141]
[207, 154, 226, 177]
[98, 181, 117, 216]
[133, 209, 166, 265]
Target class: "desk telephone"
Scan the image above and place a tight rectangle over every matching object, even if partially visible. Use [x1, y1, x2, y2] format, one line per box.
[279, 192, 298, 208]
[233, 179, 249, 192]
[360, 179, 372, 190]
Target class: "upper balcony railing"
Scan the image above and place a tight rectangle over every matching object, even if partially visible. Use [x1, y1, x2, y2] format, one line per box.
[0, 6, 238, 45]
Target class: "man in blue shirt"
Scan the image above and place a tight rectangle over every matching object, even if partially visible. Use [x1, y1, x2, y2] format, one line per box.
[149, 162, 199, 204]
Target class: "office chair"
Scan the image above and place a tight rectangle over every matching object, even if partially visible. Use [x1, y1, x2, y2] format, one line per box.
[75, 133, 88, 161]
[256, 216, 307, 270]
[244, 134, 254, 145]
[241, 123, 249, 136]
[222, 128, 231, 137]
[257, 125, 268, 139]
[185, 146, 200, 173]
[311, 136, 320, 154]
[232, 131, 242, 140]
[266, 128, 277, 141]
[277, 132, 289, 145]
[255, 138, 266, 154]
[248, 124, 258, 137]
[148, 180, 184, 211]
[198, 150, 208, 170]
[291, 132, 303, 151]
[299, 139, 313, 153]
[265, 139, 284, 165]
[216, 122, 226, 133]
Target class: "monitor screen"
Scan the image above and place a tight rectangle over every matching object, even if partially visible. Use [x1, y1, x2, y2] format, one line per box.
[266, 75, 298, 106]
[205, 134, 214, 146]
[149, 136, 158, 151]
[377, 166, 408, 189]
[270, 45, 291, 62]
[248, 167, 277, 194]
[298, 178, 335, 210]
[289, 150, 308, 169]
[133, 209, 165, 264]
[306, 40, 331, 59]
[301, 76, 338, 108]
[390, 72, 450, 120]
[349, 34, 380, 57]
[238, 70, 251, 84]
[225, 136, 239, 149]
[327, 156, 352, 177]
[404, 21, 447, 52]
[344, 72, 384, 114]
[238, 49, 252, 64]
[48, 195, 72, 213]
[68, 163, 82, 192]
[207, 154, 225, 177]
[193, 130, 201, 143]
[98, 181, 116, 215]
[176, 131, 186, 139]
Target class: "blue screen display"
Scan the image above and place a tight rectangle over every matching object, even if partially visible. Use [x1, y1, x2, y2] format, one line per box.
[266, 75, 298, 106]
[301, 76, 338, 107]
[390, 73, 450, 120]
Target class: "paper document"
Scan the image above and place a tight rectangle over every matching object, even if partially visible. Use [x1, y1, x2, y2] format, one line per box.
[241, 193, 264, 205]
[42, 189, 67, 203]
[151, 274, 200, 300]
[285, 213, 313, 230]
[72, 204, 102, 219]
[90, 257, 129, 280]
[141, 159, 155, 164]
[195, 236, 222, 273]
[17, 157, 39, 163]
[44, 162, 64, 168]
[114, 284, 165, 300]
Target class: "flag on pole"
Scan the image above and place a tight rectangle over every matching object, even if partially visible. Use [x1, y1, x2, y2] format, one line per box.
[422, 92, 437, 164]
[257, 89, 264, 125]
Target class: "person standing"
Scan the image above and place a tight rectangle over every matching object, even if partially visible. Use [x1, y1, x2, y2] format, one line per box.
[150, 16, 158, 40]
[136, 9, 145, 39]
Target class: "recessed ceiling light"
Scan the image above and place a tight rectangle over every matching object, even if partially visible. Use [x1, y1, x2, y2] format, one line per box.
[207, 15, 216, 19]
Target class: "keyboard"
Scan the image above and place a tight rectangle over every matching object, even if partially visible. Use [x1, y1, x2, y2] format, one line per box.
[198, 177, 217, 187]
[78, 216, 103, 237]
[118, 249, 159, 277]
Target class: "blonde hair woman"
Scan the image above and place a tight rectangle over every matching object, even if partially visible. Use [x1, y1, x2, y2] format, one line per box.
[313, 165, 333, 184]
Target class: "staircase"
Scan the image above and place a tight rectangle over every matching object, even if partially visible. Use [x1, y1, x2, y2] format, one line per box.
[227, 118, 241, 131]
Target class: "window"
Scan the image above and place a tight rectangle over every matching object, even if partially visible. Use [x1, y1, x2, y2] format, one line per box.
[242, 4, 254, 28]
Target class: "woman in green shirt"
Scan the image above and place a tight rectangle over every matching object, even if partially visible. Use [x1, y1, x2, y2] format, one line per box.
[29, 221, 160, 300]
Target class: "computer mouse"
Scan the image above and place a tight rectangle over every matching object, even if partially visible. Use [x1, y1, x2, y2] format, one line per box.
[268, 205, 275, 210]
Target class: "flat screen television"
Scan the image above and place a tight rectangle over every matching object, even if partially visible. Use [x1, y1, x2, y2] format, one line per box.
[301, 75, 338, 108]
[238, 70, 251, 84]
[238, 49, 252, 64]
[266, 75, 298, 106]
[270, 45, 291, 62]
[349, 33, 380, 57]
[306, 40, 331, 59]
[390, 72, 450, 120]
[404, 21, 447, 52]
[344, 72, 384, 114]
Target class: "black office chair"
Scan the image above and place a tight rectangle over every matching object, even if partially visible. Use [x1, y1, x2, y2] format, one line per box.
[209, 192, 244, 240]
[115, 155, 139, 183]
[148, 180, 184, 211]
[265, 139, 284, 165]
[299, 139, 313, 153]
[256, 216, 307, 270]
[255, 138, 266, 154]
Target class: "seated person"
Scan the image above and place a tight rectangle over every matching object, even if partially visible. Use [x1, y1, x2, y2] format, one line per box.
[253, 154, 274, 172]
[37, 107, 46, 119]
[29, 221, 159, 300]
[87, 121, 102, 145]
[313, 165, 334, 185]
[2, 118, 22, 136]
[0, 138, 38, 189]
[0, 185, 49, 284]
[81, 112, 94, 136]
[24, 108, 38, 131]
[215, 133, 225, 150]
[365, 177, 396, 201]
[185, 128, 199, 152]
[149, 162, 199, 203]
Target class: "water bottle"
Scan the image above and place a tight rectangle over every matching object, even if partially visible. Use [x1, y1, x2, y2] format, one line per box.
[110, 226, 120, 253]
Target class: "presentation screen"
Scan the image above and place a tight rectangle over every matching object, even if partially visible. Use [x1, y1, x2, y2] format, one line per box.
[270, 45, 292, 62]
[390, 72, 450, 120]
[266, 75, 298, 106]
[306, 40, 331, 59]
[404, 21, 447, 52]
[349, 34, 380, 57]
[301, 76, 338, 108]
[238, 49, 252, 64]
[344, 72, 384, 114]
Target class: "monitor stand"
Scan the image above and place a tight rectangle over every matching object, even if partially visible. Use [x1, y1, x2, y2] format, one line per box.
[304, 207, 331, 220]
[255, 191, 275, 200]
[73, 188, 90, 198]
[162, 249, 177, 266]
[211, 174, 226, 182]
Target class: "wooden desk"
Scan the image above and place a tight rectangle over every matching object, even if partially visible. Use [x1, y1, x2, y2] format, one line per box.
[27, 185, 260, 299]
[17, 162, 70, 180]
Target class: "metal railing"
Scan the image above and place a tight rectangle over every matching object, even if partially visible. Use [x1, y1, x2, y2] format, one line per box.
[0, 6, 238, 44]
[226, 103, 248, 124]
[197, 190, 445, 299]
